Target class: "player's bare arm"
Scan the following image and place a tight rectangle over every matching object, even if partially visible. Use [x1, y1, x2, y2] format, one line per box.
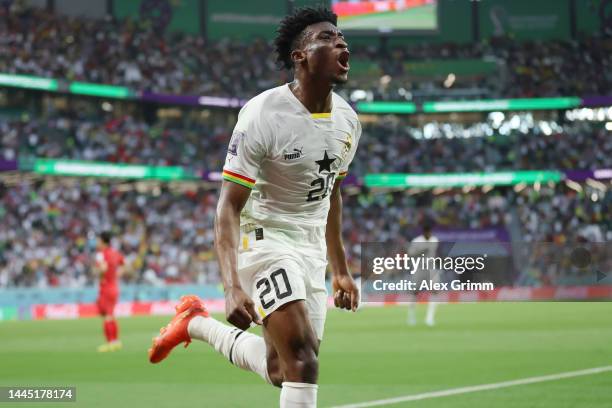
[326, 180, 359, 312]
[92, 257, 107, 277]
[214, 180, 263, 329]
[116, 265, 127, 278]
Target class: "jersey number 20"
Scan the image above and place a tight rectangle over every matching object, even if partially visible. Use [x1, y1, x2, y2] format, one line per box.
[307, 173, 336, 202]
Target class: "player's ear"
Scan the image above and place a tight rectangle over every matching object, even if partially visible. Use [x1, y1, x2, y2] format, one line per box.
[291, 48, 306, 66]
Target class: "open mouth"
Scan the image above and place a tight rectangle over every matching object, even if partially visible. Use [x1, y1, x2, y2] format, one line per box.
[337, 50, 350, 72]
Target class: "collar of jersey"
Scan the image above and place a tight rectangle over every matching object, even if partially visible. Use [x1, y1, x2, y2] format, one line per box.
[284, 83, 334, 121]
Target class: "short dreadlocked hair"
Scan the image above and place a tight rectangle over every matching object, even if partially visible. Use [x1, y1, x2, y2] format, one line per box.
[274, 6, 338, 70]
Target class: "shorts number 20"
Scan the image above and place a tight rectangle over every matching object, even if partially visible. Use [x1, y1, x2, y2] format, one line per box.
[256, 269, 293, 309]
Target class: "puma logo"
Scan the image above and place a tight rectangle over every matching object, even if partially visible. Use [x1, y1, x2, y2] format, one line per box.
[283, 147, 304, 160]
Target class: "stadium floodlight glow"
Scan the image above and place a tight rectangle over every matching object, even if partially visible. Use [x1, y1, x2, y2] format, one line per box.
[356, 101, 417, 114]
[197, 95, 246, 108]
[350, 89, 368, 102]
[69, 82, 132, 99]
[364, 171, 563, 188]
[594, 169, 612, 179]
[423, 97, 581, 113]
[0, 73, 59, 91]
[32, 159, 189, 181]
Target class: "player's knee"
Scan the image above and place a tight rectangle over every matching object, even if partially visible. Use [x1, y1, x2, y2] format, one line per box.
[266, 354, 283, 387]
[282, 341, 319, 383]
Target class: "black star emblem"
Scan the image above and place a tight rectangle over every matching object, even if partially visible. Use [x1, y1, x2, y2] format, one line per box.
[315, 150, 335, 173]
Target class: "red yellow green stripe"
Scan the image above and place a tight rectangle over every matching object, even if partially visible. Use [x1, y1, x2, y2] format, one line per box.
[337, 171, 348, 180]
[223, 170, 255, 189]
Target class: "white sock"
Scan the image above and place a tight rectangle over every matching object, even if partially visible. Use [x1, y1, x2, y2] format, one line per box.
[280, 382, 318, 408]
[188, 316, 271, 384]
[425, 302, 437, 325]
[407, 302, 416, 325]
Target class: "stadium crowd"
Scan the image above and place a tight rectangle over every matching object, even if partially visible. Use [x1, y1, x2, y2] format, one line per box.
[0, 7, 283, 98]
[514, 183, 610, 286]
[360, 35, 612, 101]
[1, 5, 609, 289]
[0, 114, 229, 172]
[0, 180, 608, 288]
[1, 114, 609, 174]
[0, 182, 220, 288]
[352, 118, 610, 174]
[1, 6, 610, 100]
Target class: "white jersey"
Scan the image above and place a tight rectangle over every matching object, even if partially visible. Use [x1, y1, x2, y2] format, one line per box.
[409, 235, 439, 258]
[222, 84, 361, 239]
[410, 235, 440, 281]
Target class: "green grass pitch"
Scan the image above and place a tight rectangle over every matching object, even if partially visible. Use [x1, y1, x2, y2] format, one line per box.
[1, 302, 611, 407]
[338, 5, 437, 31]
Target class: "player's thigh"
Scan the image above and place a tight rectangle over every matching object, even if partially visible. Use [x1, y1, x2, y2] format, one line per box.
[262, 326, 281, 386]
[239, 252, 319, 378]
[262, 315, 322, 377]
[262, 299, 323, 387]
[245, 257, 317, 353]
[263, 299, 319, 382]
[97, 292, 117, 316]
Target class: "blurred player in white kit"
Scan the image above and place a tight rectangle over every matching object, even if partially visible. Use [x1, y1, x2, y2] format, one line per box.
[407, 223, 440, 327]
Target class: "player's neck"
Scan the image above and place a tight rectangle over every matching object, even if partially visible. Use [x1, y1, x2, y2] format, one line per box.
[289, 78, 332, 114]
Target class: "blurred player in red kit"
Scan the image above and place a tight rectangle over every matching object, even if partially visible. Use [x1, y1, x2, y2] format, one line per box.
[94, 231, 125, 352]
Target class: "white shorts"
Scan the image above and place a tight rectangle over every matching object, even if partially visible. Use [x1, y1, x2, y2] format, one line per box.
[237, 226, 328, 340]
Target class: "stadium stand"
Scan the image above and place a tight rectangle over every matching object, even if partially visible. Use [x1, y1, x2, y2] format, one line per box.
[1, 7, 610, 101]
[2, 115, 609, 173]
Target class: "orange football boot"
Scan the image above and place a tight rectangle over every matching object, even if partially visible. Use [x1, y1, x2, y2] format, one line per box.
[148, 295, 209, 363]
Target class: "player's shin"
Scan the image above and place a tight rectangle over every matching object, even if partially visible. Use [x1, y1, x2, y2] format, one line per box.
[426, 301, 438, 326]
[109, 319, 119, 341]
[188, 315, 272, 384]
[407, 302, 417, 326]
[103, 320, 113, 342]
